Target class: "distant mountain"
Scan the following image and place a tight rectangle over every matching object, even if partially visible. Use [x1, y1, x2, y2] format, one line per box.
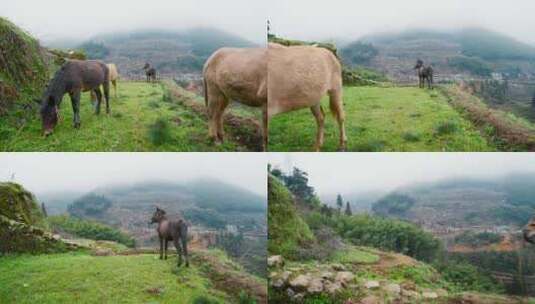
[371, 172, 535, 229]
[341, 27, 535, 80]
[61, 179, 266, 245]
[77, 28, 255, 77]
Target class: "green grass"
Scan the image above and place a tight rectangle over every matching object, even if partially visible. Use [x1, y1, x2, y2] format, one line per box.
[269, 86, 495, 151]
[0, 81, 250, 151]
[329, 246, 379, 265]
[0, 252, 228, 304]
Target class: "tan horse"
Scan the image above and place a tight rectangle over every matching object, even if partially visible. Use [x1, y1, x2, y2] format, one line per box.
[267, 43, 347, 151]
[91, 63, 118, 101]
[203, 47, 267, 150]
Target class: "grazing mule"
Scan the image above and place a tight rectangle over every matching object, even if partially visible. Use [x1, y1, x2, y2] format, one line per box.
[150, 207, 189, 267]
[39, 60, 110, 136]
[91, 63, 119, 102]
[203, 47, 267, 150]
[523, 216, 535, 244]
[143, 63, 157, 83]
[268, 43, 347, 151]
[414, 59, 434, 89]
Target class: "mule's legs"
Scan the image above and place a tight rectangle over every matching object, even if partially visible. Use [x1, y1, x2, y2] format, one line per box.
[164, 239, 168, 260]
[181, 224, 189, 267]
[103, 82, 110, 114]
[173, 238, 183, 266]
[215, 97, 230, 143]
[329, 89, 347, 151]
[112, 80, 117, 99]
[69, 91, 81, 129]
[94, 87, 103, 115]
[207, 91, 228, 144]
[310, 104, 325, 152]
[159, 237, 164, 260]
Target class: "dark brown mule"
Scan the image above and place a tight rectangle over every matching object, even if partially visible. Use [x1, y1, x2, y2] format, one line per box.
[38, 60, 110, 136]
[150, 207, 189, 267]
[414, 59, 434, 89]
[143, 63, 156, 83]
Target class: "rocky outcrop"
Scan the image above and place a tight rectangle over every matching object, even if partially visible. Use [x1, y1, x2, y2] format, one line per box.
[0, 215, 76, 254]
[268, 254, 451, 303]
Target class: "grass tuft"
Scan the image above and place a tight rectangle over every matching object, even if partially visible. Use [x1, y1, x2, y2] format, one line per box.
[148, 118, 172, 146]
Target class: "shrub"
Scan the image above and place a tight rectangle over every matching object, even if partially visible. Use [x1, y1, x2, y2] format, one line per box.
[435, 120, 459, 136]
[148, 118, 172, 146]
[47, 215, 135, 248]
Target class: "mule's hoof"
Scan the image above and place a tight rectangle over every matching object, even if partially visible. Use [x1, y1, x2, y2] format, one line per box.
[159, 256, 163, 260]
[74, 123, 81, 129]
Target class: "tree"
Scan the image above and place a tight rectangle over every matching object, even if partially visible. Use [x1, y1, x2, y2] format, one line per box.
[345, 201, 352, 216]
[336, 194, 344, 213]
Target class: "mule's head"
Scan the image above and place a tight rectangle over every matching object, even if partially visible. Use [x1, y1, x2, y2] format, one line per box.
[143, 63, 150, 70]
[414, 59, 424, 70]
[150, 207, 166, 224]
[39, 95, 59, 136]
[523, 217, 535, 244]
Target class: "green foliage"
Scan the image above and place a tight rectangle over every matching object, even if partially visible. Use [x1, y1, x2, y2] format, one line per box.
[147, 118, 172, 146]
[340, 41, 379, 65]
[447, 56, 493, 76]
[47, 215, 135, 247]
[0, 182, 45, 226]
[435, 259, 504, 293]
[372, 193, 416, 216]
[334, 214, 441, 262]
[68, 193, 112, 218]
[454, 231, 502, 247]
[268, 175, 315, 258]
[435, 120, 459, 136]
[0, 17, 48, 113]
[78, 41, 110, 59]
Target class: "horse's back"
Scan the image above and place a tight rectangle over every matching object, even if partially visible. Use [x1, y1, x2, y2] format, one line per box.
[268, 44, 342, 115]
[203, 47, 267, 107]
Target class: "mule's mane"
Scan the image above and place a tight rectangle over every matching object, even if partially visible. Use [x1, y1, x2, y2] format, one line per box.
[42, 67, 67, 108]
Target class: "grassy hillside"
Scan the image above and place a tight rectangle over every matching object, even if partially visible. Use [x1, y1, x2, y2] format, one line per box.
[268, 175, 315, 258]
[0, 249, 264, 304]
[1, 81, 261, 151]
[0, 17, 48, 114]
[269, 86, 494, 151]
[267, 171, 527, 303]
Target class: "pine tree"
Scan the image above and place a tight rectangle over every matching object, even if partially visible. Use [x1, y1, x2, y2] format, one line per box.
[345, 201, 352, 216]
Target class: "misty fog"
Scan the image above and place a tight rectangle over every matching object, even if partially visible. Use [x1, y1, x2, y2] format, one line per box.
[0, 153, 267, 197]
[269, 153, 535, 197]
[268, 0, 535, 44]
[2, 0, 267, 44]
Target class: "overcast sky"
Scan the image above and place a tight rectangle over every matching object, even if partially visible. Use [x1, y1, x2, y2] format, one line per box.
[269, 153, 535, 196]
[268, 0, 535, 44]
[0, 153, 267, 197]
[1, 0, 266, 43]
